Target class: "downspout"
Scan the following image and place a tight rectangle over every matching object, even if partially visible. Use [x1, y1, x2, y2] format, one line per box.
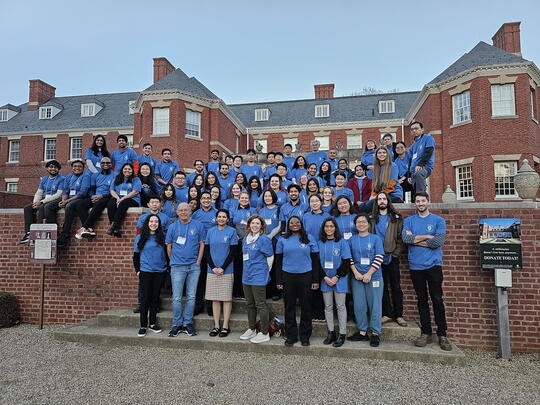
[401, 118, 405, 142]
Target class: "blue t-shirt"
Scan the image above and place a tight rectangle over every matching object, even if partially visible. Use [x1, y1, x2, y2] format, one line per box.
[92, 171, 115, 196]
[62, 173, 90, 199]
[111, 148, 138, 173]
[258, 205, 280, 236]
[205, 225, 238, 275]
[155, 160, 180, 185]
[306, 151, 328, 169]
[361, 150, 375, 178]
[223, 198, 239, 215]
[111, 177, 142, 205]
[191, 207, 218, 237]
[242, 234, 274, 286]
[291, 168, 308, 184]
[409, 133, 435, 172]
[372, 163, 403, 200]
[318, 239, 351, 293]
[264, 165, 277, 181]
[395, 155, 409, 178]
[187, 171, 206, 187]
[38, 175, 65, 197]
[136, 211, 171, 232]
[161, 200, 177, 222]
[328, 159, 339, 173]
[302, 211, 330, 242]
[232, 207, 256, 227]
[249, 191, 262, 209]
[279, 201, 306, 223]
[348, 233, 384, 280]
[84, 148, 104, 173]
[402, 213, 445, 270]
[241, 163, 263, 180]
[133, 234, 168, 272]
[218, 175, 234, 192]
[206, 161, 221, 176]
[333, 187, 354, 202]
[373, 214, 391, 264]
[276, 234, 318, 274]
[257, 190, 289, 208]
[174, 186, 189, 204]
[335, 214, 356, 240]
[137, 155, 158, 172]
[283, 156, 296, 174]
[165, 219, 204, 266]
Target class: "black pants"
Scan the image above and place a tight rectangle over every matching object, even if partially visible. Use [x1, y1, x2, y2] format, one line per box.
[195, 257, 210, 312]
[23, 198, 61, 232]
[381, 256, 404, 318]
[79, 196, 111, 229]
[283, 271, 313, 342]
[266, 238, 280, 299]
[311, 289, 325, 320]
[106, 197, 138, 228]
[58, 200, 80, 236]
[409, 266, 447, 336]
[232, 244, 244, 298]
[139, 271, 165, 328]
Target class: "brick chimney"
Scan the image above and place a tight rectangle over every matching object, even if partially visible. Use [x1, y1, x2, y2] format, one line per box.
[28, 79, 56, 110]
[492, 22, 522, 57]
[314, 84, 335, 99]
[153, 57, 175, 83]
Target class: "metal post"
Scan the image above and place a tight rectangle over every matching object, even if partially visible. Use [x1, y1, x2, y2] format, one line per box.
[39, 264, 45, 330]
[495, 286, 511, 360]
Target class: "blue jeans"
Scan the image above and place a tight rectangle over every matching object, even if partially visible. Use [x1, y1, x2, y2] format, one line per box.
[171, 264, 200, 327]
[412, 167, 431, 194]
[351, 277, 384, 335]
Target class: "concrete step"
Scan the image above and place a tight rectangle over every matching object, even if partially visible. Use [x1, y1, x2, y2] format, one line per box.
[97, 308, 419, 341]
[160, 297, 288, 314]
[52, 320, 466, 366]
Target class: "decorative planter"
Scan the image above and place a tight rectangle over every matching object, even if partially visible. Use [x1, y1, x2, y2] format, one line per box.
[514, 159, 540, 200]
[442, 185, 457, 203]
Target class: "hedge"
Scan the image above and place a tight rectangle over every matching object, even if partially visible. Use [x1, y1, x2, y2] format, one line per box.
[0, 291, 20, 328]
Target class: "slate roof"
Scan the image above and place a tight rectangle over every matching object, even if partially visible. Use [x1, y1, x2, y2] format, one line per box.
[228, 91, 420, 128]
[144, 68, 219, 100]
[0, 104, 21, 112]
[0, 92, 139, 134]
[429, 41, 528, 85]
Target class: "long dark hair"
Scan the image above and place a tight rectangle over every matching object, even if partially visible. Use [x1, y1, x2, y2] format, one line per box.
[284, 215, 309, 244]
[318, 161, 332, 185]
[266, 174, 287, 193]
[114, 163, 135, 185]
[137, 214, 165, 250]
[205, 172, 219, 189]
[293, 155, 306, 169]
[160, 183, 176, 205]
[235, 172, 247, 188]
[247, 175, 262, 198]
[306, 178, 320, 194]
[331, 195, 353, 217]
[319, 217, 342, 243]
[138, 163, 157, 188]
[210, 186, 222, 209]
[91, 134, 110, 158]
[191, 173, 205, 188]
[371, 191, 401, 223]
[215, 208, 230, 225]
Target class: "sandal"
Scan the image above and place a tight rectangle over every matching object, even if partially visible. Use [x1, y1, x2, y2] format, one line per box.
[218, 328, 230, 338]
[209, 327, 220, 337]
[396, 317, 408, 327]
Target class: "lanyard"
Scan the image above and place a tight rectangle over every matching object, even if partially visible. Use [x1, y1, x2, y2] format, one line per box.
[339, 215, 351, 234]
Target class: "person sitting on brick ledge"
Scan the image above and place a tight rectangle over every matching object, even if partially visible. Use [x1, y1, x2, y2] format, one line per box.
[408, 121, 435, 196]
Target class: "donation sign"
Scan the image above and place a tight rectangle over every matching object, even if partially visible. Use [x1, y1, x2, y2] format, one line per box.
[479, 218, 522, 269]
[29, 224, 57, 265]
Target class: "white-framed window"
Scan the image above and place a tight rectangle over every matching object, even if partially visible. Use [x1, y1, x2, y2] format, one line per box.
[531, 88, 537, 120]
[452, 91, 471, 124]
[44, 138, 56, 161]
[315, 104, 329, 118]
[39, 106, 53, 120]
[0, 109, 8, 122]
[283, 138, 297, 151]
[255, 108, 269, 121]
[255, 139, 268, 153]
[347, 134, 362, 150]
[6, 182, 18, 193]
[8, 140, 20, 162]
[378, 100, 395, 114]
[128, 100, 137, 115]
[315, 136, 329, 151]
[185, 110, 201, 138]
[81, 103, 95, 117]
[491, 84, 515, 117]
[126, 135, 134, 148]
[494, 161, 518, 197]
[152, 107, 169, 135]
[456, 164, 474, 200]
[70, 137, 83, 160]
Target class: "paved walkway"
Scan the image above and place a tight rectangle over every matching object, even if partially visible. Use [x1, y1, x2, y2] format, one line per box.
[1, 324, 539, 404]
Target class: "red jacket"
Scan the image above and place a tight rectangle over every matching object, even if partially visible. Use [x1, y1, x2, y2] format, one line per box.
[347, 177, 372, 204]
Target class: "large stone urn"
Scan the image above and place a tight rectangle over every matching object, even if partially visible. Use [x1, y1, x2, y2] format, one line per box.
[514, 159, 540, 200]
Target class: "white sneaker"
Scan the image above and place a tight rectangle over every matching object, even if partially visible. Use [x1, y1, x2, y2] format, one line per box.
[75, 227, 85, 240]
[239, 328, 257, 340]
[250, 332, 270, 344]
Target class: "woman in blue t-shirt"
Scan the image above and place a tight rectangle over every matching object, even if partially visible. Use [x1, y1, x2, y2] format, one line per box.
[291, 155, 308, 184]
[133, 214, 168, 337]
[361, 139, 377, 178]
[331, 196, 356, 240]
[318, 217, 351, 348]
[239, 215, 274, 344]
[107, 163, 141, 237]
[321, 187, 335, 214]
[160, 184, 177, 225]
[138, 163, 159, 206]
[347, 213, 385, 347]
[204, 209, 238, 338]
[247, 176, 262, 209]
[276, 216, 322, 347]
[85, 134, 110, 174]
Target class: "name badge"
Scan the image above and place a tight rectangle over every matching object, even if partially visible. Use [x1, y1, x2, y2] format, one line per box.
[45, 194, 52, 199]
[265, 218, 272, 225]
[69, 190, 76, 196]
[344, 232, 352, 240]
[243, 252, 249, 261]
[372, 281, 380, 288]
[240, 220, 247, 225]
[324, 260, 333, 269]
[119, 189, 128, 196]
[176, 236, 186, 245]
[412, 153, 418, 160]
[360, 257, 370, 265]
[96, 162, 101, 168]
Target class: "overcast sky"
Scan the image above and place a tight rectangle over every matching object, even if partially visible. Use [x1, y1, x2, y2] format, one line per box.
[1, 0, 539, 106]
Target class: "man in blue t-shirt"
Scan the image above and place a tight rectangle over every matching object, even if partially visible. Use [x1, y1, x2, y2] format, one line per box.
[137, 143, 158, 173]
[402, 192, 451, 351]
[155, 148, 180, 187]
[165, 203, 205, 337]
[306, 140, 327, 170]
[206, 149, 221, 176]
[408, 121, 435, 195]
[111, 134, 138, 174]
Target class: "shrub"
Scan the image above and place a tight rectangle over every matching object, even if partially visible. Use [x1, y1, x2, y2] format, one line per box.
[0, 291, 21, 328]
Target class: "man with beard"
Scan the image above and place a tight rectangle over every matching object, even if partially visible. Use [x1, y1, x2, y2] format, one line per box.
[279, 184, 306, 231]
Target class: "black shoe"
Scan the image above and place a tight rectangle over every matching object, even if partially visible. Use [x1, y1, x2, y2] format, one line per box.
[323, 331, 336, 345]
[57, 233, 69, 248]
[301, 340, 310, 347]
[207, 308, 213, 317]
[271, 295, 281, 301]
[112, 229, 122, 238]
[148, 324, 162, 333]
[284, 338, 297, 347]
[333, 334, 346, 348]
[132, 307, 140, 314]
[209, 327, 220, 337]
[168, 325, 182, 337]
[347, 331, 369, 341]
[370, 334, 380, 347]
[137, 328, 147, 337]
[20, 232, 30, 244]
[106, 222, 116, 236]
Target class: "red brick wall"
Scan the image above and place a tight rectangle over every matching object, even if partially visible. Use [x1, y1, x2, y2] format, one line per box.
[0, 192, 33, 208]
[0, 205, 538, 351]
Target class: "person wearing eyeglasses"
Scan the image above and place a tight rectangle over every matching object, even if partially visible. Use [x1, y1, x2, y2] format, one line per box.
[408, 121, 435, 195]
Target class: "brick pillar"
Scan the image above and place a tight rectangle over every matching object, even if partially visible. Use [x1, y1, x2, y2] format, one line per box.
[314, 84, 335, 99]
[492, 22, 521, 57]
[28, 80, 55, 110]
[153, 57, 175, 83]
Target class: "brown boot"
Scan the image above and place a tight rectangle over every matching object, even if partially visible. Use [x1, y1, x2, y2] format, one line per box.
[414, 333, 433, 347]
[382, 316, 393, 324]
[439, 336, 452, 351]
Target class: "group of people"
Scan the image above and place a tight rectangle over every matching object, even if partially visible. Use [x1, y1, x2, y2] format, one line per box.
[20, 121, 451, 351]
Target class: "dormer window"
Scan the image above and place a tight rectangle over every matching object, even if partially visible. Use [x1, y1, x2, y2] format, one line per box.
[39, 106, 53, 119]
[0, 110, 8, 122]
[81, 103, 95, 117]
[255, 108, 269, 121]
[128, 100, 136, 114]
[378, 100, 395, 114]
[315, 104, 329, 118]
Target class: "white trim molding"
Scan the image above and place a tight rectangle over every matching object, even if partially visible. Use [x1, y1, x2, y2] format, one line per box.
[185, 102, 204, 112]
[209, 140, 233, 154]
[488, 75, 518, 85]
[492, 154, 521, 161]
[451, 157, 475, 167]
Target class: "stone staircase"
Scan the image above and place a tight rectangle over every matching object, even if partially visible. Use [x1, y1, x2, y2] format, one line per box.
[53, 297, 466, 365]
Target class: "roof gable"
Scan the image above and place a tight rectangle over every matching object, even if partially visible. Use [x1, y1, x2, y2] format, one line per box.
[144, 68, 219, 100]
